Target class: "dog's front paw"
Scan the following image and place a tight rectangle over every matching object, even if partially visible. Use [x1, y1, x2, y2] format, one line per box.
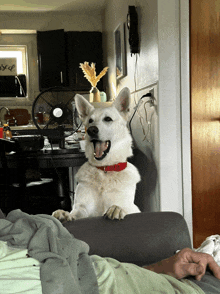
[52, 210, 75, 223]
[104, 205, 126, 220]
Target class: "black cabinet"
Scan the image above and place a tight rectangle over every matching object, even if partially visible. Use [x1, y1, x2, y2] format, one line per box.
[37, 30, 104, 91]
[65, 31, 103, 91]
[37, 29, 68, 90]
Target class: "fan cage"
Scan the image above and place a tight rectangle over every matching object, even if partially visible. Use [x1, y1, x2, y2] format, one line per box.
[32, 87, 81, 137]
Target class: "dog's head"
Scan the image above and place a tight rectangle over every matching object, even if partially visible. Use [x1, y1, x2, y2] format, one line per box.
[75, 87, 133, 166]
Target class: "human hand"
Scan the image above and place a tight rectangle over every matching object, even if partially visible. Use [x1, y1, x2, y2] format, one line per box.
[144, 248, 220, 280]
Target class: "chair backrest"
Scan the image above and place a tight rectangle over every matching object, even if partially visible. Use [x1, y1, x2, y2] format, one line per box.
[0, 209, 5, 219]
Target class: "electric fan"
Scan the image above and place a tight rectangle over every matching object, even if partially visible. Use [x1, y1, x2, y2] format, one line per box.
[32, 87, 81, 150]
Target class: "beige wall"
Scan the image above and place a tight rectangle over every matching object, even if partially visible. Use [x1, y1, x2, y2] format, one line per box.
[0, 11, 102, 31]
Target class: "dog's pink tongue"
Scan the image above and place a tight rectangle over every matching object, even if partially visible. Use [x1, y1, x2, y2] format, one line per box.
[95, 141, 108, 158]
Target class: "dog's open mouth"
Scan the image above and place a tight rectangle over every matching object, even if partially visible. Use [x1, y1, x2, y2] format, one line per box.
[92, 140, 111, 160]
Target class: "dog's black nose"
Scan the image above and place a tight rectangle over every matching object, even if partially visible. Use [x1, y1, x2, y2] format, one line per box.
[87, 126, 99, 137]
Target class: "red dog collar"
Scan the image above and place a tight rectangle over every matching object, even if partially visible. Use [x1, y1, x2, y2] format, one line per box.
[96, 162, 127, 173]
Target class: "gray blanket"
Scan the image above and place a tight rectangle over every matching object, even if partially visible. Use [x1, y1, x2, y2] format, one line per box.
[0, 209, 99, 294]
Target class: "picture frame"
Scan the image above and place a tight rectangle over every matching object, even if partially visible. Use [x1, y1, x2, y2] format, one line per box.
[114, 23, 127, 79]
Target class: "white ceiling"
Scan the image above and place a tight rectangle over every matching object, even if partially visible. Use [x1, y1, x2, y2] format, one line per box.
[0, 0, 107, 12]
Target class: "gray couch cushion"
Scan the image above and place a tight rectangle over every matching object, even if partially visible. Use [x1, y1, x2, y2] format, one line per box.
[64, 211, 192, 266]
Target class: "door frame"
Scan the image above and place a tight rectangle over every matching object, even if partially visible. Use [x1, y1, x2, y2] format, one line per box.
[158, 0, 192, 240]
[179, 0, 192, 242]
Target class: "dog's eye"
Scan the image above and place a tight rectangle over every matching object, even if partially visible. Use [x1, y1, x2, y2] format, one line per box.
[89, 118, 94, 124]
[104, 116, 113, 122]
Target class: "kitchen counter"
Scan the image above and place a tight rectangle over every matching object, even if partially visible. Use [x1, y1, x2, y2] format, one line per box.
[1, 148, 86, 168]
[10, 125, 40, 136]
[10, 124, 38, 131]
[10, 125, 73, 137]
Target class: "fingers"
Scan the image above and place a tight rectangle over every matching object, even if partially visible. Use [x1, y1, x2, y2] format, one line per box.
[189, 249, 220, 280]
[205, 254, 220, 280]
[185, 249, 207, 280]
[144, 248, 220, 281]
[178, 248, 220, 281]
[182, 263, 204, 281]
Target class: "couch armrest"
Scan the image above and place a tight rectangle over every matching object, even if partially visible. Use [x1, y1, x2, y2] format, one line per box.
[64, 211, 192, 266]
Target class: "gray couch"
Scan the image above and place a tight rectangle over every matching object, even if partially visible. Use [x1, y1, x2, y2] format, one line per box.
[0, 208, 191, 266]
[63, 211, 191, 266]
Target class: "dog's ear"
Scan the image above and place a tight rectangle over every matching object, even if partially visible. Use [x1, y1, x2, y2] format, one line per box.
[114, 87, 131, 118]
[75, 94, 94, 122]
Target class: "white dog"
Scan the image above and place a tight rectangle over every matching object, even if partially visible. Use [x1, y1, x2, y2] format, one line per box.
[52, 87, 140, 222]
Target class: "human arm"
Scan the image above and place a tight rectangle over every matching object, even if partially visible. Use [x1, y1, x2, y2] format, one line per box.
[143, 248, 220, 281]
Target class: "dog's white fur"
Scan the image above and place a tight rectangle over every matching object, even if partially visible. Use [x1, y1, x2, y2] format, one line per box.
[52, 87, 140, 221]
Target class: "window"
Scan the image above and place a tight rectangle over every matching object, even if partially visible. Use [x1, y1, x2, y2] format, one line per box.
[0, 46, 26, 74]
[0, 46, 27, 97]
